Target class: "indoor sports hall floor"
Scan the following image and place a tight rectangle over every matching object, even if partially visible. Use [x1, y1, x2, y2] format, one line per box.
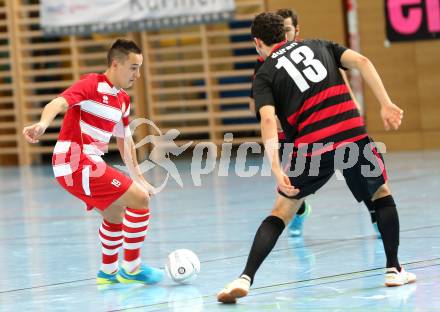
[0, 150, 439, 311]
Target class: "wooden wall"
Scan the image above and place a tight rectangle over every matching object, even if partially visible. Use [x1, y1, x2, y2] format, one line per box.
[1, 0, 142, 165]
[358, 0, 440, 150]
[140, 0, 266, 150]
[0, 0, 266, 165]
[266, 0, 346, 43]
[0, 0, 22, 165]
[268, 0, 440, 150]
[1, 0, 438, 165]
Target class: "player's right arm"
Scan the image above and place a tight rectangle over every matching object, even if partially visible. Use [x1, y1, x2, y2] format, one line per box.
[254, 68, 298, 196]
[259, 106, 298, 197]
[249, 58, 264, 115]
[339, 69, 362, 114]
[23, 75, 94, 143]
[250, 59, 284, 132]
[23, 97, 68, 143]
[340, 49, 403, 131]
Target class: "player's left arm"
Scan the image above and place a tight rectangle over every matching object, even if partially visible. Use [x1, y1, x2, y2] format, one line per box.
[115, 97, 155, 194]
[116, 135, 141, 176]
[115, 97, 142, 178]
[117, 136, 154, 195]
[340, 49, 403, 131]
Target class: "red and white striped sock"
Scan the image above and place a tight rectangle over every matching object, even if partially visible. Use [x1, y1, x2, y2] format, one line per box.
[122, 208, 150, 272]
[99, 220, 123, 274]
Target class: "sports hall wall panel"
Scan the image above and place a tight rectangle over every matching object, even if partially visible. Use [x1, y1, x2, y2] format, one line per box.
[139, 0, 266, 151]
[1, 0, 266, 165]
[1, 1, 438, 165]
[0, 1, 23, 165]
[3, 0, 142, 165]
[269, 0, 440, 150]
[266, 0, 346, 43]
[358, 0, 440, 150]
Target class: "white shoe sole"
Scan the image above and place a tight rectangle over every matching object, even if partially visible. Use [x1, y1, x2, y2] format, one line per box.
[385, 278, 416, 287]
[217, 288, 248, 304]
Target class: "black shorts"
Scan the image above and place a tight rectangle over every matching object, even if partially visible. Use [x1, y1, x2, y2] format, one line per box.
[279, 136, 387, 202]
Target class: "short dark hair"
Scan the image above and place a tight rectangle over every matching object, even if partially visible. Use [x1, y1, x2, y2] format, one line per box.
[107, 39, 142, 67]
[276, 8, 299, 27]
[251, 12, 285, 46]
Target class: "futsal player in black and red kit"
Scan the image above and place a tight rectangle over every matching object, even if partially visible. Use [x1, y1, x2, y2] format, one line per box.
[218, 12, 416, 304]
[250, 8, 381, 238]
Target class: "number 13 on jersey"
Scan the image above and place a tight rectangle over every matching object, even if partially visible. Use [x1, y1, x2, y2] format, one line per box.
[276, 46, 328, 92]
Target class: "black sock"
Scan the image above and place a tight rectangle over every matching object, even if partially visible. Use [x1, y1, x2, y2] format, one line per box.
[374, 195, 401, 271]
[241, 215, 285, 284]
[296, 202, 306, 215]
[364, 199, 377, 223]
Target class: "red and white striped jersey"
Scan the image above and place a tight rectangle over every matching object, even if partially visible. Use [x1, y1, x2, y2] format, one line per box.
[52, 73, 131, 178]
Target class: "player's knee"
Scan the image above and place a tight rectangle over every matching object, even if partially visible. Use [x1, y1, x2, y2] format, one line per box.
[106, 212, 123, 224]
[132, 189, 150, 209]
[271, 206, 292, 225]
[101, 205, 124, 223]
[272, 211, 289, 225]
[372, 184, 391, 201]
[272, 197, 299, 224]
[124, 183, 150, 209]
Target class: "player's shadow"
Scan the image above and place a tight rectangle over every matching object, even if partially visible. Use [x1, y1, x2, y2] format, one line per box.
[97, 283, 204, 311]
[97, 283, 168, 307]
[384, 283, 417, 308]
[287, 236, 317, 279]
[166, 285, 204, 312]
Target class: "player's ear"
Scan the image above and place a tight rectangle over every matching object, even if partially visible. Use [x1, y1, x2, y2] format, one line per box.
[254, 38, 262, 56]
[254, 38, 263, 49]
[111, 58, 118, 69]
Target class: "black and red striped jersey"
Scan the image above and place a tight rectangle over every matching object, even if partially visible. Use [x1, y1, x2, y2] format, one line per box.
[253, 39, 367, 153]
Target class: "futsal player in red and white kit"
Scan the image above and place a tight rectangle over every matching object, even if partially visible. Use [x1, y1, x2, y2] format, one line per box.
[23, 39, 164, 285]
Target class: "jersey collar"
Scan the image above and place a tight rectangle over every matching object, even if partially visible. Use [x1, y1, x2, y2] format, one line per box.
[101, 74, 120, 95]
[269, 40, 288, 55]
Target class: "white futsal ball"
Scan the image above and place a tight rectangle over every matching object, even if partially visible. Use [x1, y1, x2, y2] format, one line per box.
[165, 249, 200, 284]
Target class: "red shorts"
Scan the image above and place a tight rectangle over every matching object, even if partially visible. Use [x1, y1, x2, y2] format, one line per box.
[56, 161, 133, 211]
